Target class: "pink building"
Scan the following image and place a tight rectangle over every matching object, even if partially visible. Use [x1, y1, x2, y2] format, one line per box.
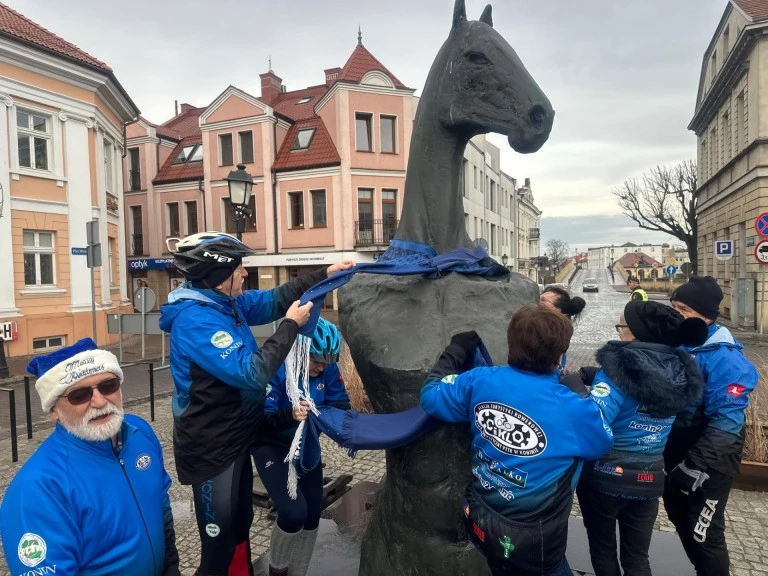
[124, 37, 416, 309]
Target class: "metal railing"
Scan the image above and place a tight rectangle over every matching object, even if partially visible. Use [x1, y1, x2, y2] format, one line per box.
[132, 233, 145, 256]
[354, 219, 398, 247]
[0, 387, 18, 462]
[129, 169, 141, 191]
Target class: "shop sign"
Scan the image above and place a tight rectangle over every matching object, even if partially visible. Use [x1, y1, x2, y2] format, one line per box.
[128, 258, 175, 271]
[1, 321, 18, 341]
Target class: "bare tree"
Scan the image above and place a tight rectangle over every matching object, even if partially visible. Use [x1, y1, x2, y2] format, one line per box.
[545, 239, 570, 273]
[613, 160, 697, 273]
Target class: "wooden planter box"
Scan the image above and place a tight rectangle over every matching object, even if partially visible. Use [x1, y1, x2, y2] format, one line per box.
[733, 460, 768, 491]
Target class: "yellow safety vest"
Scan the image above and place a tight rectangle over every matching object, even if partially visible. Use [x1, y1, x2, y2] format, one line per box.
[630, 288, 648, 301]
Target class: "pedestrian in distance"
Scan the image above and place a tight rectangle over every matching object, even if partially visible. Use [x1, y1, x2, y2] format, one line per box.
[252, 318, 351, 576]
[628, 277, 648, 301]
[421, 304, 615, 576]
[159, 231, 354, 576]
[664, 276, 758, 576]
[577, 301, 707, 576]
[0, 337, 180, 576]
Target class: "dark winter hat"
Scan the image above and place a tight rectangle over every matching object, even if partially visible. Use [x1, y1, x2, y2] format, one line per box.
[670, 276, 723, 321]
[623, 301, 708, 348]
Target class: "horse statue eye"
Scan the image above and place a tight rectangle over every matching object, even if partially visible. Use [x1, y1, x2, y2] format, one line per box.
[466, 52, 490, 65]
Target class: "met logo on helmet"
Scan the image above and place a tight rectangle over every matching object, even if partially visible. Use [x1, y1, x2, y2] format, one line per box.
[203, 251, 234, 263]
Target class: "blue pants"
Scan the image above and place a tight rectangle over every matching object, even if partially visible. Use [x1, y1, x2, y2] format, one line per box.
[252, 443, 324, 533]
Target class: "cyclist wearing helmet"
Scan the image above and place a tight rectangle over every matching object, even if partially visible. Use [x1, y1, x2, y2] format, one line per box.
[159, 232, 353, 576]
[252, 318, 350, 576]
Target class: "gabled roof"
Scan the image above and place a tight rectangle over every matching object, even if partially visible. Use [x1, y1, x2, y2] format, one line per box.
[0, 2, 111, 71]
[153, 107, 205, 185]
[337, 44, 407, 89]
[273, 85, 329, 122]
[732, 0, 768, 21]
[617, 252, 662, 268]
[273, 117, 340, 173]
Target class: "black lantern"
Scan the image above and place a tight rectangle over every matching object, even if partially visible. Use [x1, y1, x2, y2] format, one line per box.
[501, 253, 509, 267]
[225, 164, 254, 240]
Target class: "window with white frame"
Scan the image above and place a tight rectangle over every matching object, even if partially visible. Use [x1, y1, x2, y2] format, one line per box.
[16, 109, 51, 171]
[355, 113, 373, 152]
[380, 115, 396, 153]
[23, 230, 56, 287]
[239, 131, 254, 164]
[288, 192, 304, 228]
[32, 336, 65, 352]
[104, 140, 113, 193]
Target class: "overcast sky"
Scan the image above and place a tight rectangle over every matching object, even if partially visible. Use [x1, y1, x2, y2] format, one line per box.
[8, 0, 727, 252]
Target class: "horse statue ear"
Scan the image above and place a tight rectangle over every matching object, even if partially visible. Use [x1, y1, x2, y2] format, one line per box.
[452, 0, 467, 27]
[480, 5, 493, 27]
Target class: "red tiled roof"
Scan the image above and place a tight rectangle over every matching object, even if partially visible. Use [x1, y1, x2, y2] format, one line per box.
[338, 44, 407, 89]
[273, 85, 329, 121]
[273, 117, 341, 172]
[617, 252, 662, 268]
[732, 0, 768, 21]
[153, 107, 205, 184]
[0, 2, 111, 71]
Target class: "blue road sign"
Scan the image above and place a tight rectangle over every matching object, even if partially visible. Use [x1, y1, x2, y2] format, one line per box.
[756, 212, 768, 237]
[665, 265, 678, 276]
[716, 240, 734, 261]
[71, 247, 87, 255]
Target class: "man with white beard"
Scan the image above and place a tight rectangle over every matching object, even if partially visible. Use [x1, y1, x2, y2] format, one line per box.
[0, 338, 180, 576]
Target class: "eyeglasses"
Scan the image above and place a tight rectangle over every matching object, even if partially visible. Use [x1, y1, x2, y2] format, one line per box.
[615, 324, 628, 332]
[59, 378, 121, 405]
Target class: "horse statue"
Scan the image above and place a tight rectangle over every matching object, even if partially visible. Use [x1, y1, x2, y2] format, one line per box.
[339, 1, 554, 574]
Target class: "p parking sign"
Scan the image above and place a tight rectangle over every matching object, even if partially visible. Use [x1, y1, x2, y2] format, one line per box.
[716, 240, 734, 261]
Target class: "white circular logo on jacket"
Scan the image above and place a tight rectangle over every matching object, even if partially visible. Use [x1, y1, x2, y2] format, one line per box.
[211, 331, 234, 349]
[206, 523, 221, 537]
[591, 383, 611, 398]
[18, 533, 46, 567]
[474, 402, 547, 457]
[136, 454, 152, 470]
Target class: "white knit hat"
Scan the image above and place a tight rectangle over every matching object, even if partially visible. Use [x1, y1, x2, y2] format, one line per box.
[26, 338, 123, 411]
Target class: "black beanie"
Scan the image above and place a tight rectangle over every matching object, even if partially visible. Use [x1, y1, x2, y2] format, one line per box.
[670, 276, 723, 321]
[624, 301, 708, 348]
[191, 260, 241, 290]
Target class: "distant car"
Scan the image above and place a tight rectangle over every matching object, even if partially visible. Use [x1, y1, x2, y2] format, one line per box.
[582, 278, 599, 292]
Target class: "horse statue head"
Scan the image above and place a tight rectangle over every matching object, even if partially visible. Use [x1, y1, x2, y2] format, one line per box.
[396, 0, 555, 254]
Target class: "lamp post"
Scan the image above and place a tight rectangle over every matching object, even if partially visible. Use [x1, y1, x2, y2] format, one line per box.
[224, 164, 254, 240]
[501, 253, 509, 269]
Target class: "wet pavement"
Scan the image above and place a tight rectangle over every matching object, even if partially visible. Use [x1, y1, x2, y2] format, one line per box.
[0, 275, 767, 575]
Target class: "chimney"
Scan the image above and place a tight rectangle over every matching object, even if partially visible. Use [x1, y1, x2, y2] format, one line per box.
[259, 71, 283, 105]
[174, 100, 178, 116]
[324, 67, 342, 86]
[524, 177, 531, 188]
[179, 103, 194, 114]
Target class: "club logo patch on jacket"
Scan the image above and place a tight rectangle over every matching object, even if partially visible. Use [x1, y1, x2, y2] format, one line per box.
[18, 533, 46, 567]
[474, 402, 547, 457]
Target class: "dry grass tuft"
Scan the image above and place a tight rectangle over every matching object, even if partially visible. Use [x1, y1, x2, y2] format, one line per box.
[339, 341, 373, 414]
[743, 363, 768, 463]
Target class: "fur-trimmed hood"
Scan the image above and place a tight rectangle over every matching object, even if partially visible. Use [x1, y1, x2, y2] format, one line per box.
[595, 341, 704, 419]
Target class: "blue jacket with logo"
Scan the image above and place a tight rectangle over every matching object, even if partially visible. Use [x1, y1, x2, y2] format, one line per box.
[581, 341, 704, 498]
[159, 269, 325, 485]
[257, 363, 351, 449]
[0, 415, 176, 576]
[664, 324, 758, 477]
[421, 344, 614, 517]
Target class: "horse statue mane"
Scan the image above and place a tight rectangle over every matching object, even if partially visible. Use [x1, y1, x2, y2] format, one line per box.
[396, 0, 554, 255]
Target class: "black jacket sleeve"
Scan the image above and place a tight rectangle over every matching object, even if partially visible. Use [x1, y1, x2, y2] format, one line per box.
[428, 343, 471, 381]
[273, 268, 328, 313]
[251, 319, 300, 386]
[261, 407, 296, 437]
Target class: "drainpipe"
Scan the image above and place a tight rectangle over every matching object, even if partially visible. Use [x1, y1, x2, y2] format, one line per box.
[198, 177, 207, 231]
[272, 119, 280, 285]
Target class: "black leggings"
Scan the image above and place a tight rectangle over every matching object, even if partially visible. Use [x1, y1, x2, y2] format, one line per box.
[191, 451, 254, 576]
[252, 443, 324, 533]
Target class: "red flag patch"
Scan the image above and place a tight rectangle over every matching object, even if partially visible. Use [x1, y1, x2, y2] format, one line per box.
[726, 384, 745, 397]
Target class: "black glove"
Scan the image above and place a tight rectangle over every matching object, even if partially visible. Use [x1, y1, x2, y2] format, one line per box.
[579, 366, 599, 387]
[668, 460, 709, 495]
[450, 331, 481, 354]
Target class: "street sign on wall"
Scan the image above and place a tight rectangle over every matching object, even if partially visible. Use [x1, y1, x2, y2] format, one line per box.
[665, 265, 678, 276]
[755, 239, 768, 264]
[716, 240, 734, 261]
[755, 212, 768, 237]
[0, 321, 18, 341]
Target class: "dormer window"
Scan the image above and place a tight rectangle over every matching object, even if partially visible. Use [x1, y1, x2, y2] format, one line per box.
[297, 96, 313, 104]
[291, 128, 316, 150]
[172, 144, 203, 165]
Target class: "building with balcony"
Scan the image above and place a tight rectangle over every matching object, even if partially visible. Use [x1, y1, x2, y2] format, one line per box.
[690, 0, 768, 327]
[123, 34, 416, 308]
[515, 178, 543, 280]
[0, 3, 139, 356]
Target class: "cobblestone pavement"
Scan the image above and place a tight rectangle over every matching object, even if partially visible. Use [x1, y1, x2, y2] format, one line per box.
[1, 274, 766, 575]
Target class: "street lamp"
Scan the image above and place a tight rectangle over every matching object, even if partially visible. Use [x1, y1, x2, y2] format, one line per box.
[225, 163, 254, 240]
[501, 253, 509, 268]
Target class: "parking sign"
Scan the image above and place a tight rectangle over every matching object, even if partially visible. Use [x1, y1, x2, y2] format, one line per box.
[716, 240, 734, 261]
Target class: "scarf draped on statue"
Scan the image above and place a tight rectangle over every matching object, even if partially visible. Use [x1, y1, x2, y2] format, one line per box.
[282, 240, 505, 498]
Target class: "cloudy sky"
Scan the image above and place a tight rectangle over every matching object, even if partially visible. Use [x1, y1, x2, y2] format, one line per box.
[7, 0, 727, 251]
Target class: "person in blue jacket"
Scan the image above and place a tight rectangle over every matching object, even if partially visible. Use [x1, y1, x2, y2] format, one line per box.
[160, 231, 353, 576]
[664, 276, 758, 576]
[252, 318, 350, 576]
[0, 338, 179, 576]
[421, 304, 614, 576]
[577, 301, 706, 576]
